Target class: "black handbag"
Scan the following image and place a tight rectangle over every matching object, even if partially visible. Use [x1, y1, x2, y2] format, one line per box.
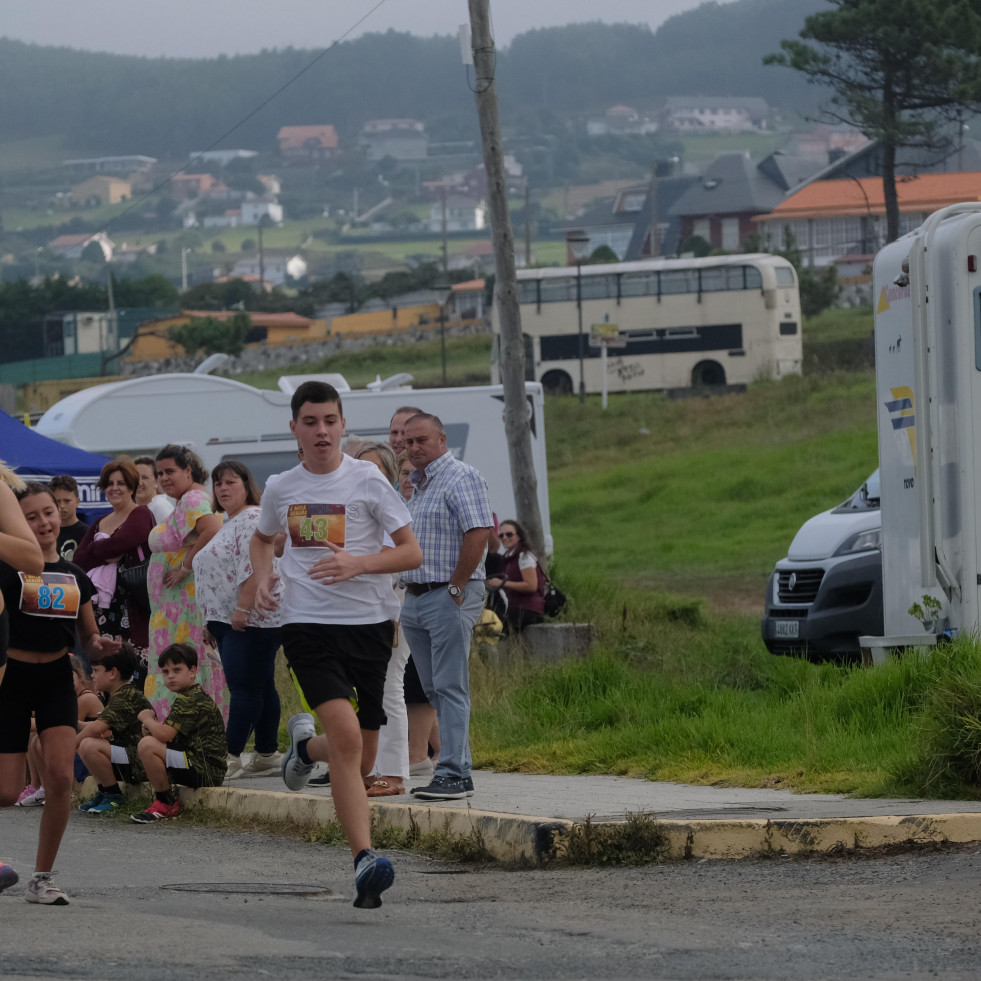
[534, 557, 567, 618]
[119, 546, 151, 615]
[543, 579, 567, 618]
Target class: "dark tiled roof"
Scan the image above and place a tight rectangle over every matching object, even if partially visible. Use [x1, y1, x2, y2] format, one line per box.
[668, 152, 784, 218]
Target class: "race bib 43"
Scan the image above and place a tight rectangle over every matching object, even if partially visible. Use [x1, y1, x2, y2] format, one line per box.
[287, 503, 346, 548]
[19, 571, 82, 619]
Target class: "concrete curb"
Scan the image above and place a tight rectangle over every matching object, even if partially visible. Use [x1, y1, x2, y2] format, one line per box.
[187, 786, 981, 864]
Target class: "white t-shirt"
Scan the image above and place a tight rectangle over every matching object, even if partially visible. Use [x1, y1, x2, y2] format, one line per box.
[193, 506, 282, 628]
[257, 456, 410, 625]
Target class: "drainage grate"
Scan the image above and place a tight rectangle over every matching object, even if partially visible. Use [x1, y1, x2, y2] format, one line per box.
[161, 882, 334, 896]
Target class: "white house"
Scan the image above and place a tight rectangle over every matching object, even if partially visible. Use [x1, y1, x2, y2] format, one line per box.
[661, 97, 770, 133]
[240, 199, 284, 226]
[428, 195, 486, 233]
[231, 253, 308, 286]
[46, 232, 115, 261]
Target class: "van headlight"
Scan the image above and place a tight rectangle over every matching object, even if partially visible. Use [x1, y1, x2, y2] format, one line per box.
[833, 529, 881, 556]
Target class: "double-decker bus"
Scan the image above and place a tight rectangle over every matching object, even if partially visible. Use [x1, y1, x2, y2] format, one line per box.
[491, 253, 802, 394]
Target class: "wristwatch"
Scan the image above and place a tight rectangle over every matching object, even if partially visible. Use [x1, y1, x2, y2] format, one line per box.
[447, 583, 462, 598]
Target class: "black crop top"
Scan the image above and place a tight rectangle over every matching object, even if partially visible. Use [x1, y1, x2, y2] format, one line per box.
[0, 558, 96, 653]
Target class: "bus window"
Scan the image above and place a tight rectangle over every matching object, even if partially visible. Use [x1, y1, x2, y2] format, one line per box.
[620, 271, 658, 297]
[580, 275, 617, 300]
[774, 266, 796, 287]
[745, 266, 763, 289]
[518, 280, 539, 305]
[700, 267, 728, 292]
[661, 270, 698, 294]
[540, 277, 578, 303]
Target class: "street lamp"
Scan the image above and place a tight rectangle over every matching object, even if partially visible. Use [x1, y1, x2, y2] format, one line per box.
[432, 282, 453, 386]
[181, 248, 192, 291]
[566, 230, 591, 402]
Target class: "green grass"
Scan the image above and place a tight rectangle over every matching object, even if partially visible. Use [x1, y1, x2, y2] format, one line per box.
[804, 306, 873, 345]
[675, 132, 786, 162]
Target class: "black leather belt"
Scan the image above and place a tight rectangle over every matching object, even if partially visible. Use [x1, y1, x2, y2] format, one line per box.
[405, 581, 449, 596]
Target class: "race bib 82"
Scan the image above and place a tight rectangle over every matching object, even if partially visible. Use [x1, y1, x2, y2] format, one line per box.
[18, 571, 82, 619]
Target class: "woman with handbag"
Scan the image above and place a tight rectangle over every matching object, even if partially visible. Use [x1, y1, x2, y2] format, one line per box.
[74, 459, 154, 681]
[143, 444, 227, 724]
[487, 520, 546, 635]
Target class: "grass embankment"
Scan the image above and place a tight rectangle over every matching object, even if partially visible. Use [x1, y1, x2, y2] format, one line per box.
[265, 314, 981, 800]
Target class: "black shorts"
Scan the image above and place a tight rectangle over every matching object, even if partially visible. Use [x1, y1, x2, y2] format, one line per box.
[403, 652, 432, 705]
[282, 621, 394, 731]
[0, 655, 78, 754]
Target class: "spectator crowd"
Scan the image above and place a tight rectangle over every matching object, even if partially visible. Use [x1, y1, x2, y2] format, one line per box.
[0, 388, 549, 909]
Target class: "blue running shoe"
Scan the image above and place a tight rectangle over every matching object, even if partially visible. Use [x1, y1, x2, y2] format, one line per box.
[0, 862, 18, 894]
[86, 793, 124, 814]
[79, 791, 107, 812]
[353, 850, 394, 909]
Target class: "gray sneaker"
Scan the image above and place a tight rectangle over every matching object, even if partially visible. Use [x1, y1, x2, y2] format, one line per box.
[26, 872, 69, 906]
[241, 751, 283, 777]
[411, 775, 470, 800]
[281, 713, 317, 791]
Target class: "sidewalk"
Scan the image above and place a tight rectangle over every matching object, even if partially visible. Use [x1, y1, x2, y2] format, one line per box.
[190, 768, 981, 864]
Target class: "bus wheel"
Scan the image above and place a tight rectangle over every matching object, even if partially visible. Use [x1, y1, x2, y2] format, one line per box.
[542, 370, 574, 396]
[691, 361, 726, 387]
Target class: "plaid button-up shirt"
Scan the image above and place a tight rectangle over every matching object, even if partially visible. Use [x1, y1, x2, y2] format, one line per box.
[403, 450, 492, 584]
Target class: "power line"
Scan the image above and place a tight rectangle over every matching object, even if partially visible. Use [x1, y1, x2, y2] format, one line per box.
[46, 0, 390, 259]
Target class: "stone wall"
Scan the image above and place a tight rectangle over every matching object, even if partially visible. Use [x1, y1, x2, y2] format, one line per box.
[123, 319, 491, 377]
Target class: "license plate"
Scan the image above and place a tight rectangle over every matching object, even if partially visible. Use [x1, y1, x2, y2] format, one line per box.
[773, 620, 800, 639]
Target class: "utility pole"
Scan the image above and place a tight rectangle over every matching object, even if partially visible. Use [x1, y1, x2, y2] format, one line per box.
[469, 0, 544, 556]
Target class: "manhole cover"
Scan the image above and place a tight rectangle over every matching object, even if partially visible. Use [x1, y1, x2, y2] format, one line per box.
[161, 882, 334, 896]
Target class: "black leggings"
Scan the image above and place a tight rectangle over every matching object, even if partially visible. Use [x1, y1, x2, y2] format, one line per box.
[0, 606, 8, 669]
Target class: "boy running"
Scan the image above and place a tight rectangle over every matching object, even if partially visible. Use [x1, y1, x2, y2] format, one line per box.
[251, 380, 422, 909]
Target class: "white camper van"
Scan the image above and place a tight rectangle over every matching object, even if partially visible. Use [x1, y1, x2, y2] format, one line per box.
[761, 470, 883, 659]
[870, 203, 981, 643]
[36, 372, 552, 551]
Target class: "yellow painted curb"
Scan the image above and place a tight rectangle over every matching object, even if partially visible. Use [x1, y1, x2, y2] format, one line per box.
[187, 787, 981, 864]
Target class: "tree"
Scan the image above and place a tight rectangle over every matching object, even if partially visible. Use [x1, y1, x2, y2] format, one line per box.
[588, 245, 619, 263]
[766, 0, 981, 243]
[169, 312, 251, 357]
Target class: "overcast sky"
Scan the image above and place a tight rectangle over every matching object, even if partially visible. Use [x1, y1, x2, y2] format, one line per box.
[3, 0, 736, 58]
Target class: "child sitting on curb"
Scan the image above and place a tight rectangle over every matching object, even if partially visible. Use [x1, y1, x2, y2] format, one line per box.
[77, 645, 152, 813]
[131, 643, 226, 823]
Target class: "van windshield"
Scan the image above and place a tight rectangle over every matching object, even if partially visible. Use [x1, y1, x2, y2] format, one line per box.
[833, 470, 880, 512]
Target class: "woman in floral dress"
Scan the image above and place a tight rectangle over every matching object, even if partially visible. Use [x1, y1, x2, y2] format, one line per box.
[144, 445, 228, 722]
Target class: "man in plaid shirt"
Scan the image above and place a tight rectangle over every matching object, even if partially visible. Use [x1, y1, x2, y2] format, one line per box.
[400, 412, 493, 801]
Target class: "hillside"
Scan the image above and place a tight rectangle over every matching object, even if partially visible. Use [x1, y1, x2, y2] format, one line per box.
[0, 0, 823, 157]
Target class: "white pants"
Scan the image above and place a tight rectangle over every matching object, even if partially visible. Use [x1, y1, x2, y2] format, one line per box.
[370, 623, 410, 781]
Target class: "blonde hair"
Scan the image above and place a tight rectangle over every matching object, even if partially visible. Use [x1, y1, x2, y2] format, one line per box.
[0, 461, 25, 492]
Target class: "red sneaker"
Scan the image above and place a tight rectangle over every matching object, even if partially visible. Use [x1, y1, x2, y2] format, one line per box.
[130, 799, 182, 824]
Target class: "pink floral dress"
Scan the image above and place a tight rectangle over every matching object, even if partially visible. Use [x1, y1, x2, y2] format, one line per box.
[144, 488, 229, 722]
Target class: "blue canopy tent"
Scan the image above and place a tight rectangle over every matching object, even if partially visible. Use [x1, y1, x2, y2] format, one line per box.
[0, 409, 111, 516]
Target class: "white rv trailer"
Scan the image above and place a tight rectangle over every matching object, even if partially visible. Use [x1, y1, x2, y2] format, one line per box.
[872, 203, 981, 643]
[35, 373, 552, 551]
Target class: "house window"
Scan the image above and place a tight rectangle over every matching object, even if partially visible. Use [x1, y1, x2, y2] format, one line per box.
[721, 218, 740, 251]
[692, 218, 711, 241]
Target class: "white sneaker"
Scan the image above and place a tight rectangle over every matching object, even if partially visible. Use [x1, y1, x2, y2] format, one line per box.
[226, 754, 243, 780]
[282, 713, 316, 791]
[240, 751, 283, 777]
[26, 871, 69, 906]
[16, 786, 46, 807]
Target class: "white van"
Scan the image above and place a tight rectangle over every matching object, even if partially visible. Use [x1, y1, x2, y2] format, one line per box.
[761, 471, 882, 659]
[36, 371, 552, 552]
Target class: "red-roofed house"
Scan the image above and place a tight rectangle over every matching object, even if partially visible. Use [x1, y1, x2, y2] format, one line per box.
[46, 232, 115, 261]
[277, 125, 339, 164]
[755, 172, 981, 266]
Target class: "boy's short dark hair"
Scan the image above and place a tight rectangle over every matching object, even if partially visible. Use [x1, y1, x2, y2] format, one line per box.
[291, 380, 343, 420]
[49, 474, 79, 495]
[94, 644, 140, 682]
[157, 643, 198, 670]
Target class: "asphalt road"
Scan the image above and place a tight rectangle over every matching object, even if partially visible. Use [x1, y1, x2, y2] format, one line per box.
[3, 807, 981, 980]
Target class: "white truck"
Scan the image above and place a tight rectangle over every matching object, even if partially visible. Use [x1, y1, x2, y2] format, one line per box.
[764, 202, 981, 660]
[761, 470, 883, 659]
[869, 202, 981, 647]
[35, 371, 552, 551]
